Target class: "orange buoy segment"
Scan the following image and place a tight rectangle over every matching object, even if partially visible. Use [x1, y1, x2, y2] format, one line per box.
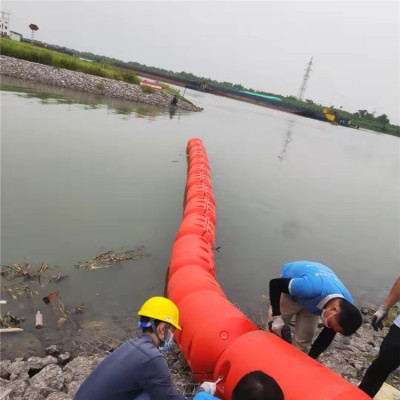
[189, 148, 209, 160]
[167, 265, 225, 307]
[183, 197, 216, 224]
[213, 331, 372, 400]
[175, 290, 257, 381]
[189, 156, 210, 170]
[186, 183, 215, 205]
[187, 138, 204, 149]
[187, 172, 213, 190]
[169, 234, 215, 278]
[176, 214, 215, 247]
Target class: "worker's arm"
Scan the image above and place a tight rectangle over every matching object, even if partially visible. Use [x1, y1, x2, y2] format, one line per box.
[383, 277, 400, 308]
[269, 278, 291, 316]
[308, 327, 336, 359]
[141, 355, 188, 400]
[372, 276, 400, 330]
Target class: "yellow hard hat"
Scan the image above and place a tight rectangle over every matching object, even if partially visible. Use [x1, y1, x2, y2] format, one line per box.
[138, 297, 182, 330]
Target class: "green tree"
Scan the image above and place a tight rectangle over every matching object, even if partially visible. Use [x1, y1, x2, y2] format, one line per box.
[376, 114, 390, 125]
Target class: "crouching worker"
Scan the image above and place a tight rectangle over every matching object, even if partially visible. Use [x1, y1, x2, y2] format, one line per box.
[268, 261, 362, 359]
[196, 371, 284, 400]
[74, 296, 214, 400]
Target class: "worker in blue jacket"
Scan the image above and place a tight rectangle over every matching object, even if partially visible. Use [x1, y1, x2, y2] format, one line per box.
[268, 261, 362, 359]
[73, 296, 217, 400]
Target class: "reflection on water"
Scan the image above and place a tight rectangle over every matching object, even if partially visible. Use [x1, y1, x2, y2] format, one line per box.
[277, 120, 295, 163]
[0, 76, 185, 121]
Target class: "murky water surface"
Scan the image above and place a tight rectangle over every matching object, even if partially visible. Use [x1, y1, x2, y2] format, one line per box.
[1, 76, 398, 357]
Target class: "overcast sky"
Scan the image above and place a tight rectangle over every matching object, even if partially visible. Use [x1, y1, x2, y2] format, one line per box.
[3, 0, 399, 124]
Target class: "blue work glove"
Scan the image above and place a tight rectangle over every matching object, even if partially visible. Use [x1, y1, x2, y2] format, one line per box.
[372, 305, 388, 331]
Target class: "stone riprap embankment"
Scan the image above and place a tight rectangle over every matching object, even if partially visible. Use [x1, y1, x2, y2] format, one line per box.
[0, 56, 201, 112]
[0, 311, 399, 400]
[0, 343, 198, 400]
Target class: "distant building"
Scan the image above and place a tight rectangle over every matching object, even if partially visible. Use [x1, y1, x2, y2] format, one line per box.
[0, 10, 10, 37]
[10, 31, 22, 41]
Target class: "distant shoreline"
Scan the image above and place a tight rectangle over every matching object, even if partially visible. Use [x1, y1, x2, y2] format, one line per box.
[0, 56, 202, 112]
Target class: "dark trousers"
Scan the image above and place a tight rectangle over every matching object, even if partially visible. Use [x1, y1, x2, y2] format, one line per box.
[358, 323, 400, 398]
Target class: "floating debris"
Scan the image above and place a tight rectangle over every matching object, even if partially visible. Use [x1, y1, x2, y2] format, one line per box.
[1, 263, 35, 280]
[37, 262, 49, 279]
[5, 285, 38, 301]
[73, 305, 84, 314]
[1, 261, 68, 286]
[75, 247, 144, 270]
[0, 312, 25, 328]
[43, 290, 60, 304]
[52, 298, 82, 331]
[0, 327, 24, 333]
[48, 272, 68, 284]
[57, 317, 67, 330]
[35, 311, 43, 329]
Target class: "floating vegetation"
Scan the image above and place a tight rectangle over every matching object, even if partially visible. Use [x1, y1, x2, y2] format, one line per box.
[0, 263, 35, 280]
[75, 246, 144, 270]
[1, 259, 68, 303]
[0, 312, 25, 328]
[0, 261, 68, 286]
[5, 285, 38, 301]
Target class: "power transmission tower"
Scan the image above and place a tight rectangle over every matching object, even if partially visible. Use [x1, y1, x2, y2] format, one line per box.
[297, 57, 313, 101]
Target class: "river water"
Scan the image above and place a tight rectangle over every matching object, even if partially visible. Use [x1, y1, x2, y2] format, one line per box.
[1, 76, 399, 355]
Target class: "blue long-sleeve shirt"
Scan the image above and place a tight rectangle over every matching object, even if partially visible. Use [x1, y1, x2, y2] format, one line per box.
[74, 334, 188, 400]
[281, 261, 353, 315]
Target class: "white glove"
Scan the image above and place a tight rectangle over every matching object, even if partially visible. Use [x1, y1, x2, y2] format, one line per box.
[200, 381, 217, 395]
[372, 305, 389, 331]
[271, 315, 285, 336]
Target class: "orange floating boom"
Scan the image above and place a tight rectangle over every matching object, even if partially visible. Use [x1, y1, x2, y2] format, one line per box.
[167, 138, 370, 400]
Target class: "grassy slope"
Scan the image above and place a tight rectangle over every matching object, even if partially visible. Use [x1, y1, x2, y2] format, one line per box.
[0, 38, 141, 84]
[0, 38, 193, 105]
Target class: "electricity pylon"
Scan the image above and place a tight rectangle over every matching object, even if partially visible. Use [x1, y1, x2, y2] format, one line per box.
[297, 57, 313, 101]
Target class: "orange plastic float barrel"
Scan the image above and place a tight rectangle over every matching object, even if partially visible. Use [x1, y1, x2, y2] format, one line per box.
[183, 197, 216, 224]
[189, 147, 209, 159]
[175, 290, 257, 381]
[167, 265, 225, 307]
[187, 172, 213, 190]
[188, 165, 211, 179]
[186, 183, 215, 205]
[169, 234, 215, 278]
[213, 331, 371, 400]
[176, 214, 215, 247]
[189, 156, 210, 170]
[187, 138, 203, 149]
